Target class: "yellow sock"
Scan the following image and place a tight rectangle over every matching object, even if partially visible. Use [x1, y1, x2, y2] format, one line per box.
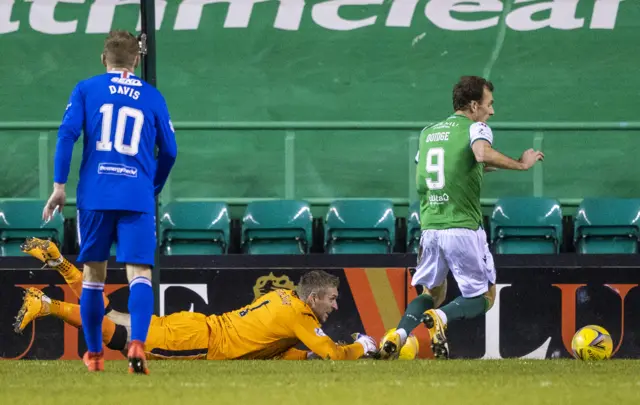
[50, 300, 117, 345]
[49, 299, 82, 328]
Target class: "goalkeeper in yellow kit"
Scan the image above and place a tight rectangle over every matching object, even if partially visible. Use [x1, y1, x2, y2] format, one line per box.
[14, 238, 377, 362]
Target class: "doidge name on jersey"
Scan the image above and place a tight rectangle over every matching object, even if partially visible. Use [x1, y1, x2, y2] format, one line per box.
[425, 132, 449, 143]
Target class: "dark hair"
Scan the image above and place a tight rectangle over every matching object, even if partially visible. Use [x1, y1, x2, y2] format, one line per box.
[297, 270, 340, 301]
[453, 76, 494, 111]
[103, 30, 140, 68]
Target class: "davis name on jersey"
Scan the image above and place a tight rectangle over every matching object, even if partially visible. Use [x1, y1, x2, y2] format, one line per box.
[109, 75, 142, 99]
[54, 71, 177, 215]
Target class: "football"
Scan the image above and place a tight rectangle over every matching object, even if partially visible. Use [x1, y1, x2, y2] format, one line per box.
[398, 334, 419, 360]
[571, 325, 613, 361]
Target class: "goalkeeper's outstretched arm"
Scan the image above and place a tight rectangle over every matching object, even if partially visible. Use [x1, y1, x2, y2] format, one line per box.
[290, 313, 375, 360]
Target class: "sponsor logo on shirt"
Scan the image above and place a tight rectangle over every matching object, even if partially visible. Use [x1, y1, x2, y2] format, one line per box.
[428, 193, 450, 205]
[97, 162, 138, 178]
[110, 77, 142, 86]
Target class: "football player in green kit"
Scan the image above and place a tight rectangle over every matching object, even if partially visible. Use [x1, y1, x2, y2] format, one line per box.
[377, 76, 544, 360]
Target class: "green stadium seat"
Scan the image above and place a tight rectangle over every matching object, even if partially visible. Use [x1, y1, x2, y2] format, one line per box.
[490, 197, 562, 254]
[160, 201, 230, 255]
[325, 199, 395, 254]
[574, 198, 640, 254]
[241, 200, 313, 255]
[0, 200, 64, 257]
[407, 201, 420, 254]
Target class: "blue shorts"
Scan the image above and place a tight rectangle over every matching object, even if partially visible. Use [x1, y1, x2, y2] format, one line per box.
[77, 210, 156, 266]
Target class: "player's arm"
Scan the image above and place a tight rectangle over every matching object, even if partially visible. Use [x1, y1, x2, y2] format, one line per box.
[291, 312, 374, 360]
[275, 347, 311, 360]
[44, 84, 85, 219]
[53, 84, 85, 187]
[483, 164, 498, 173]
[153, 96, 178, 196]
[469, 122, 543, 170]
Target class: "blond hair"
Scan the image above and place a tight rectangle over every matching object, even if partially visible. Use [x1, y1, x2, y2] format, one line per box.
[296, 270, 340, 301]
[103, 30, 139, 69]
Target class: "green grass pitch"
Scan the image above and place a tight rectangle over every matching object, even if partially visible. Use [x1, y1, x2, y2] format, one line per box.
[0, 360, 638, 404]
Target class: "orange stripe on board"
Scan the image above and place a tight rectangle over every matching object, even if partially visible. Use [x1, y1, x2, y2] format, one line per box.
[386, 268, 407, 314]
[344, 268, 386, 341]
[365, 268, 402, 332]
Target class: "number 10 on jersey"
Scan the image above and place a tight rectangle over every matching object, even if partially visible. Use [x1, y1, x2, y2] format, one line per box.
[96, 103, 144, 156]
[426, 147, 445, 190]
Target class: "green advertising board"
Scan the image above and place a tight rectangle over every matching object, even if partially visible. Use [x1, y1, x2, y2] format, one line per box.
[0, 0, 637, 203]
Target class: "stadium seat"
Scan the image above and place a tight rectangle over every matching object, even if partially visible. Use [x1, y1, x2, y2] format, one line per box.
[160, 201, 230, 255]
[490, 197, 563, 254]
[324, 199, 395, 254]
[574, 198, 640, 254]
[406, 201, 421, 254]
[0, 200, 64, 257]
[241, 200, 313, 254]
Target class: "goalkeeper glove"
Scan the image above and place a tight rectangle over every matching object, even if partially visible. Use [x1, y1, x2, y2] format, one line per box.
[352, 333, 377, 356]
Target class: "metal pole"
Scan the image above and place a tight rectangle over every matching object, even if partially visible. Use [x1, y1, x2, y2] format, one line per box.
[140, 0, 160, 316]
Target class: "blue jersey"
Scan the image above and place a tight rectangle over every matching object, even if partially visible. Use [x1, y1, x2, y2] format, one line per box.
[54, 70, 177, 215]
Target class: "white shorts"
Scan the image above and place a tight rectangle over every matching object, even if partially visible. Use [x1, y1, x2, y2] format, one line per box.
[411, 228, 496, 298]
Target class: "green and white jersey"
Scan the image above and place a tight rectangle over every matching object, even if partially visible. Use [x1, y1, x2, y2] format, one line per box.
[415, 114, 493, 230]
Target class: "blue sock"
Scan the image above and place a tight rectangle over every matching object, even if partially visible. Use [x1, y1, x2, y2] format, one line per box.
[128, 277, 153, 343]
[80, 282, 105, 354]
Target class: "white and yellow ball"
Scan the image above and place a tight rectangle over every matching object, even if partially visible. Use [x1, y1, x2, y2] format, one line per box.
[398, 334, 419, 360]
[571, 325, 613, 361]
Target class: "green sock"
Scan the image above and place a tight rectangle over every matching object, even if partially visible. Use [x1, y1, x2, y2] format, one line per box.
[439, 295, 489, 323]
[397, 294, 434, 333]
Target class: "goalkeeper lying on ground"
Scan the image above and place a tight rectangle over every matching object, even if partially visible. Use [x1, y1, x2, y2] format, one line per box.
[15, 238, 378, 362]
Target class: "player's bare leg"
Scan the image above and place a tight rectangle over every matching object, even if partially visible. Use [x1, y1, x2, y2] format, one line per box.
[20, 237, 111, 308]
[125, 264, 152, 375]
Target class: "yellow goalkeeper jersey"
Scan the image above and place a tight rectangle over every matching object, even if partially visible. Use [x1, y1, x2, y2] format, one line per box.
[205, 289, 364, 360]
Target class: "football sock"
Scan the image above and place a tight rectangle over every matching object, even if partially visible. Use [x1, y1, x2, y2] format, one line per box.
[439, 295, 489, 324]
[53, 258, 111, 308]
[397, 294, 434, 333]
[80, 282, 105, 353]
[101, 316, 116, 346]
[50, 299, 82, 328]
[128, 277, 153, 343]
[50, 300, 117, 346]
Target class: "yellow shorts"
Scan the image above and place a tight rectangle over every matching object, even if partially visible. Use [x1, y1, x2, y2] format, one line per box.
[144, 312, 210, 360]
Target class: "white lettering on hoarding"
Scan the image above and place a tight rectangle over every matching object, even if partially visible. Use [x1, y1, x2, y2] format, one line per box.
[506, 0, 584, 31]
[481, 284, 552, 359]
[4, 0, 625, 34]
[0, 0, 20, 34]
[426, 0, 503, 31]
[312, 0, 384, 31]
[159, 283, 209, 316]
[30, 0, 84, 35]
[175, 0, 269, 30]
